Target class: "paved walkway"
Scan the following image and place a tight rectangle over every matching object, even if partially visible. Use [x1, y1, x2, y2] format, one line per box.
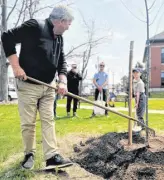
[58, 104, 164, 114]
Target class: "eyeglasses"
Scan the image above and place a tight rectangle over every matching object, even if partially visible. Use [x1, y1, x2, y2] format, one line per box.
[100, 65, 105, 67]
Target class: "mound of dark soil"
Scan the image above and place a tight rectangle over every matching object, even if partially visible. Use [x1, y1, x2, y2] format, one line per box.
[73, 132, 164, 180]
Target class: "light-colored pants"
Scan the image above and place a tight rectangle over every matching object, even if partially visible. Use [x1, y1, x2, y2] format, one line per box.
[16, 79, 57, 160]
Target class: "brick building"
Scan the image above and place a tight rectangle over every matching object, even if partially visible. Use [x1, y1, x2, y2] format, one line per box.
[143, 31, 164, 90]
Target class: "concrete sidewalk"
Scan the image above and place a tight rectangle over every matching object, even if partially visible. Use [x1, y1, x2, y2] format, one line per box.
[58, 104, 164, 114]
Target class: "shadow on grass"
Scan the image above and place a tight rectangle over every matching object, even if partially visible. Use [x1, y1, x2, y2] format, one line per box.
[83, 115, 110, 120]
[0, 162, 70, 180]
[55, 116, 70, 121]
[55, 116, 87, 121]
[34, 169, 69, 178]
[55, 114, 111, 121]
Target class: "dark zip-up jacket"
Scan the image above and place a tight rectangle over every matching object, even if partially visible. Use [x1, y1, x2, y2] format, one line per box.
[67, 70, 82, 93]
[1, 18, 67, 84]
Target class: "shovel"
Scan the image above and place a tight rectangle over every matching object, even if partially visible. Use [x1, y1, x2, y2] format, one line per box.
[26, 76, 155, 137]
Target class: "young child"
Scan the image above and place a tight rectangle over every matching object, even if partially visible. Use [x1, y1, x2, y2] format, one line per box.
[133, 68, 146, 130]
[108, 92, 116, 107]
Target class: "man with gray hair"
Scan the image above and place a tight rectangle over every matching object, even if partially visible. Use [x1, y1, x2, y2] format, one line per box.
[1, 5, 74, 169]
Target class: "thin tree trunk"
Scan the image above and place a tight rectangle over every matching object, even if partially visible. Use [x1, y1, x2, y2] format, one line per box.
[0, 0, 8, 101]
[128, 41, 134, 145]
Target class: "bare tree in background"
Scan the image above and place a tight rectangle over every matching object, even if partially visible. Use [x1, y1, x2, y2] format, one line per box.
[0, 0, 8, 101]
[115, 83, 121, 93]
[7, 0, 69, 27]
[78, 18, 109, 96]
[121, 75, 128, 92]
[0, 0, 44, 101]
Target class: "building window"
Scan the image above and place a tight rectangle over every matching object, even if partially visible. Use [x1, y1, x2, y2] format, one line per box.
[161, 48, 164, 63]
[161, 72, 164, 87]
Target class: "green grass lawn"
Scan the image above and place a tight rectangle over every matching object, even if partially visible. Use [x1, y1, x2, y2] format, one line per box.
[150, 91, 164, 98]
[0, 104, 164, 179]
[111, 98, 164, 110]
[0, 105, 164, 163]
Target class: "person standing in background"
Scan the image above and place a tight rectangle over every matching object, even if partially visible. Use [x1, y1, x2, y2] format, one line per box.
[67, 63, 82, 117]
[92, 62, 109, 117]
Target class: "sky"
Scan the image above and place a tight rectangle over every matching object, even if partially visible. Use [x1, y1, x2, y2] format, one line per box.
[8, 0, 164, 84]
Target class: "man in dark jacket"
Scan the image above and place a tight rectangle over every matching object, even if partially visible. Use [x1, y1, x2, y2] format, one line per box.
[67, 63, 82, 117]
[1, 5, 74, 169]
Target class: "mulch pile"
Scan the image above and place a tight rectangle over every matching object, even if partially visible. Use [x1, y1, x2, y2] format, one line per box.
[73, 132, 164, 180]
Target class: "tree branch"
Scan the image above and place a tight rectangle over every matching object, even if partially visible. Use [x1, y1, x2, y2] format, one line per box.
[65, 42, 89, 57]
[66, 54, 84, 59]
[119, 0, 146, 23]
[149, 1, 164, 26]
[83, 70, 87, 79]
[31, 5, 54, 15]
[65, 35, 107, 58]
[32, 0, 73, 16]
[7, 0, 19, 21]
[148, 0, 157, 11]
[14, 0, 26, 27]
